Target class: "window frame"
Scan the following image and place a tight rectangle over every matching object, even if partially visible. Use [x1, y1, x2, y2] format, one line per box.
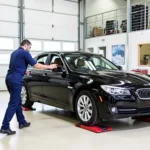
[49, 53, 68, 73]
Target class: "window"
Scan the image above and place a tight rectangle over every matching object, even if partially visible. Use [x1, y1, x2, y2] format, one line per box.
[51, 56, 59, 63]
[37, 55, 48, 64]
[44, 41, 61, 51]
[65, 54, 118, 73]
[63, 42, 75, 51]
[138, 44, 150, 66]
[92, 57, 111, 70]
[50, 55, 63, 67]
[30, 40, 42, 51]
[0, 38, 14, 50]
[0, 54, 10, 64]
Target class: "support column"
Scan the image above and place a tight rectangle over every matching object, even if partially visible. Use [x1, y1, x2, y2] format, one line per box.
[126, 0, 131, 70]
[78, 0, 86, 51]
[19, 0, 24, 43]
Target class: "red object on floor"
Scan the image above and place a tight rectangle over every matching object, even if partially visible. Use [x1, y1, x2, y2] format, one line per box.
[134, 116, 150, 122]
[132, 69, 148, 75]
[22, 107, 36, 111]
[75, 123, 112, 133]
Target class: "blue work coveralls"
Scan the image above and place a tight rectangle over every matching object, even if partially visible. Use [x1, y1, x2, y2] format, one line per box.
[1, 47, 36, 130]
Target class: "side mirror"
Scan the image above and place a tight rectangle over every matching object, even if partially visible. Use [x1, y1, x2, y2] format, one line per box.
[117, 66, 123, 70]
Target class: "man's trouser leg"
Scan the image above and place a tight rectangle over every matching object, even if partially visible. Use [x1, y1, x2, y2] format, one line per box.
[1, 82, 25, 129]
[16, 96, 26, 125]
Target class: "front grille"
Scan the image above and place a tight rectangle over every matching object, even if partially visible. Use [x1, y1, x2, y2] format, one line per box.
[136, 88, 150, 100]
[139, 108, 150, 113]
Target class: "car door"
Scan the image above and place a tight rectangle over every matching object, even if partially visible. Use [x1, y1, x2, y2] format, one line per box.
[26, 54, 49, 98]
[42, 54, 69, 105]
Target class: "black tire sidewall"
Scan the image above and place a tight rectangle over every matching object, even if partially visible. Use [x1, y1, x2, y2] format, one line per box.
[75, 90, 98, 126]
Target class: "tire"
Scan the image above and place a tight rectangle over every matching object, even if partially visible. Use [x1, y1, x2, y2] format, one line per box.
[75, 90, 99, 126]
[21, 84, 34, 108]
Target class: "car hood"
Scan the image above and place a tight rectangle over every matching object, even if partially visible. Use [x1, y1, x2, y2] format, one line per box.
[88, 70, 150, 87]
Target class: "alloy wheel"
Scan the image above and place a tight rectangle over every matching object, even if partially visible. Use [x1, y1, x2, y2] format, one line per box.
[21, 86, 27, 105]
[77, 95, 93, 122]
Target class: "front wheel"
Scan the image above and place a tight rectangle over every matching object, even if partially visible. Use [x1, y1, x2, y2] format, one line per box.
[75, 90, 99, 126]
[21, 84, 34, 108]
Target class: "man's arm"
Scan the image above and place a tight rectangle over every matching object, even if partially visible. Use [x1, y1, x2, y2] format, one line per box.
[34, 63, 57, 70]
[24, 51, 57, 70]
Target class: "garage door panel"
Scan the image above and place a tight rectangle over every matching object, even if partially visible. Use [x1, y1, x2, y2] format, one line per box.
[0, 6, 19, 22]
[24, 9, 53, 25]
[54, 0, 78, 15]
[25, 24, 52, 39]
[53, 26, 78, 41]
[0, 65, 8, 76]
[24, 0, 52, 11]
[52, 14, 78, 28]
[0, 65, 8, 90]
[0, 22, 19, 37]
[0, 0, 18, 6]
[0, 78, 7, 90]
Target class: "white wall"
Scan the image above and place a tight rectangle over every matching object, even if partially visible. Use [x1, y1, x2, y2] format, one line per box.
[129, 30, 150, 72]
[86, 0, 127, 17]
[24, 0, 78, 42]
[86, 0, 127, 37]
[0, 0, 78, 91]
[85, 33, 127, 70]
[0, 0, 19, 90]
[85, 30, 150, 73]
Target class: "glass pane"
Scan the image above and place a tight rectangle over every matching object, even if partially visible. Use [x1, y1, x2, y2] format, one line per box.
[37, 55, 48, 64]
[30, 40, 42, 51]
[63, 42, 75, 51]
[64, 53, 118, 73]
[0, 38, 14, 50]
[139, 44, 150, 65]
[44, 41, 61, 51]
[0, 54, 10, 64]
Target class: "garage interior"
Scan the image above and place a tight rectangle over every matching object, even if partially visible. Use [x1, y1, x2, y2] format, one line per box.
[1, 0, 150, 149]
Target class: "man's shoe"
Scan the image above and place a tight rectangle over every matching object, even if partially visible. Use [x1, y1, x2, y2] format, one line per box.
[0, 128, 16, 135]
[19, 122, 31, 129]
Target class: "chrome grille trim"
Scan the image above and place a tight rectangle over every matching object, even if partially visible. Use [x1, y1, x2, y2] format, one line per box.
[136, 88, 150, 100]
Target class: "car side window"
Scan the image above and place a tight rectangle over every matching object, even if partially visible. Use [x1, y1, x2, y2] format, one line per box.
[50, 55, 64, 72]
[50, 56, 60, 64]
[92, 57, 111, 70]
[37, 55, 48, 65]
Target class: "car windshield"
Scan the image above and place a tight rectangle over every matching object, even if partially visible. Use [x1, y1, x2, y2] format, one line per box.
[64, 53, 119, 72]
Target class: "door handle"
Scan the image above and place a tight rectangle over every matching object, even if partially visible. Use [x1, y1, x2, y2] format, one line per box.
[42, 73, 48, 76]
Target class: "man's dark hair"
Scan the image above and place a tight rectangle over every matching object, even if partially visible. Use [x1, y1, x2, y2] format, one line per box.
[21, 39, 32, 46]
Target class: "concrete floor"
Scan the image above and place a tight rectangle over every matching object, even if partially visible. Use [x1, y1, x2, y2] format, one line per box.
[0, 92, 150, 150]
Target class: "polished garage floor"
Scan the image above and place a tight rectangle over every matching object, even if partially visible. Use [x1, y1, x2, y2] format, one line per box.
[0, 92, 150, 150]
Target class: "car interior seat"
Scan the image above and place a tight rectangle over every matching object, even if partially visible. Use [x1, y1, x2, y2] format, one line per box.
[67, 58, 76, 70]
[53, 58, 63, 66]
[77, 59, 85, 68]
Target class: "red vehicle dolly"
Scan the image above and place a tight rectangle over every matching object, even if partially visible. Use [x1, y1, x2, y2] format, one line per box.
[22, 107, 36, 111]
[75, 123, 112, 133]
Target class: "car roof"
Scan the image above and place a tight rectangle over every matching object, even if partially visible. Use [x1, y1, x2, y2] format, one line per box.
[37, 51, 96, 56]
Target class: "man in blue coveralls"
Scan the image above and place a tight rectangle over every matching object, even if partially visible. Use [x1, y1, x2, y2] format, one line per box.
[0, 39, 57, 135]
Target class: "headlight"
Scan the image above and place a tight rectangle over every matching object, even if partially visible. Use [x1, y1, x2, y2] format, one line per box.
[101, 85, 130, 95]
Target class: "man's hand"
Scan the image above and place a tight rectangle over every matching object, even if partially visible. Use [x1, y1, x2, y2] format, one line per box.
[49, 64, 58, 69]
[26, 70, 30, 75]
